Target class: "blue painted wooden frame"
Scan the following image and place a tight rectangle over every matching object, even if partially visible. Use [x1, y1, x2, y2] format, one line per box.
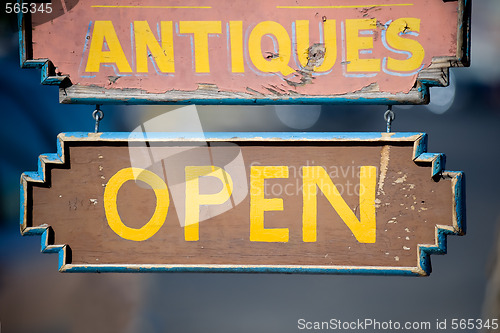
[17, 0, 471, 105]
[20, 132, 465, 276]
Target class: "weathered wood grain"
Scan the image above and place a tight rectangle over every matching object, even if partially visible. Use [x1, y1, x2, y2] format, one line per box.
[20, 132, 465, 275]
[19, 0, 471, 104]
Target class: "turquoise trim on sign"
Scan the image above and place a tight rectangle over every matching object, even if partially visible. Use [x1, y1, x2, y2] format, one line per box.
[415, 153, 445, 177]
[23, 171, 42, 181]
[17, 3, 25, 67]
[411, 134, 427, 160]
[453, 171, 466, 234]
[61, 265, 420, 276]
[82, 131, 424, 141]
[19, 181, 25, 226]
[419, 228, 454, 275]
[42, 153, 61, 163]
[61, 96, 423, 105]
[417, 170, 466, 275]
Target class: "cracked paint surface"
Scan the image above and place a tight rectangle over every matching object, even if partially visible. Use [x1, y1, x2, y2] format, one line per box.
[27, 0, 462, 98]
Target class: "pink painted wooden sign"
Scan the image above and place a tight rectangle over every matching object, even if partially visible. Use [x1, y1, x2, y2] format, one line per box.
[19, 0, 470, 104]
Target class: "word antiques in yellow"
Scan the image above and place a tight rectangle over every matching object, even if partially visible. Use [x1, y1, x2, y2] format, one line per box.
[85, 18, 424, 77]
[20, 0, 470, 104]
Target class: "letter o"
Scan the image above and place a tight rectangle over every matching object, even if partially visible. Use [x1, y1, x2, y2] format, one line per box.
[104, 167, 169, 241]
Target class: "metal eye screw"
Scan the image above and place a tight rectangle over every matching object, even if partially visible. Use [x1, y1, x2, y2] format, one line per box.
[93, 105, 104, 133]
[384, 106, 395, 133]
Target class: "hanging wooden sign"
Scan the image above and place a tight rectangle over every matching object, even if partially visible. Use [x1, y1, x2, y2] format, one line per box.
[20, 132, 464, 275]
[19, 0, 470, 104]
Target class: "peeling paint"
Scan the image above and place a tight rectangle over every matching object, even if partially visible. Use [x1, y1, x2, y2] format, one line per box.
[394, 174, 407, 184]
[108, 76, 120, 84]
[285, 43, 326, 87]
[19, 131, 465, 276]
[378, 145, 390, 195]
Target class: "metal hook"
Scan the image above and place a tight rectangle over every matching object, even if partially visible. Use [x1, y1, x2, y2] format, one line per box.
[92, 105, 104, 133]
[384, 106, 395, 133]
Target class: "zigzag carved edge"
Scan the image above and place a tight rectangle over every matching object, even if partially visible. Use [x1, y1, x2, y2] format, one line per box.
[17, 0, 471, 104]
[20, 132, 465, 275]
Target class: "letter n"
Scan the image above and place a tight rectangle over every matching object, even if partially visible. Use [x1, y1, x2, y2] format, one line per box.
[302, 166, 376, 243]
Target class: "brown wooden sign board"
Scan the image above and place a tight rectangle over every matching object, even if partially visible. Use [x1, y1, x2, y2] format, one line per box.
[20, 132, 464, 276]
[19, 0, 470, 104]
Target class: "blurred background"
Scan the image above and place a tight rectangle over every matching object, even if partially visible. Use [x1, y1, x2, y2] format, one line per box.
[1, 1, 500, 332]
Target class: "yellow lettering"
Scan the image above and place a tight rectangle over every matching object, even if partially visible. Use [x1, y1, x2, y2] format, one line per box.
[134, 21, 175, 73]
[295, 20, 337, 72]
[386, 18, 425, 72]
[345, 19, 380, 72]
[229, 21, 245, 73]
[248, 21, 295, 76]
[250, 166, 289, 242]
[184, 166, 233, 241]
[179, 21, 222, 73]
[85, 21, 132, 73]
[104, 168, 169, 241]
[302, 166, 376, 243]
[296, 20, 310, 68]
